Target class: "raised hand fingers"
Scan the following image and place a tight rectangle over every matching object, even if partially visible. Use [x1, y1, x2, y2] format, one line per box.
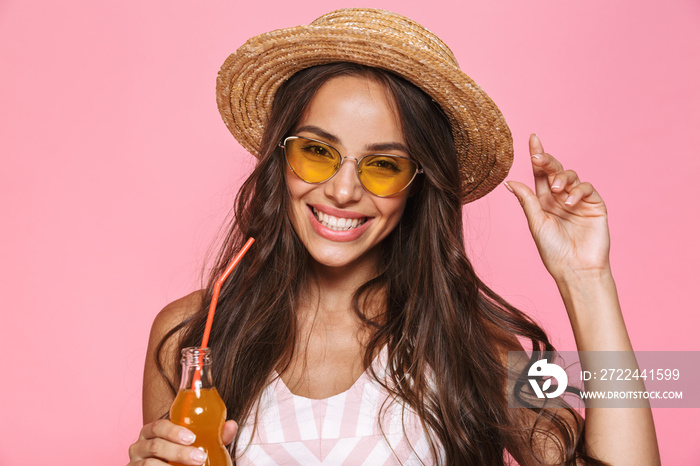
[561, 181, 603, 207]
[550, 169, 580, 193]
[128, 419, 207, 465]
[529, 132, 546, 157]
[529, 134, 564, 197]
[529, 135, 585, 201]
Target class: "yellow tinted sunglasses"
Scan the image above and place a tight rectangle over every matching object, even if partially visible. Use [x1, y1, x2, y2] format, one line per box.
[280, 136, 423, 197]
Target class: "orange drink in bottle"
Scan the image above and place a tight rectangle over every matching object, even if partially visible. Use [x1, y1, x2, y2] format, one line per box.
[169, 347, 231, 466]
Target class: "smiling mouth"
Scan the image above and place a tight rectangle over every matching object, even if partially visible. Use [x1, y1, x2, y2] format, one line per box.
[311, 206, 369, 231]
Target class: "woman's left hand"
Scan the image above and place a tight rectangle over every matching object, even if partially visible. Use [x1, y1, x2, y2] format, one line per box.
[504, 134, 611, 283]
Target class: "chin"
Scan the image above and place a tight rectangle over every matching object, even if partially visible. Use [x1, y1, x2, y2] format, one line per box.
[308, 247, 360, 269]
[305, 241, 381, 271]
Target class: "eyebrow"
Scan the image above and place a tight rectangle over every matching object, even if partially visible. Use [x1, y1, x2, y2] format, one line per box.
[294, 125, 409, 154]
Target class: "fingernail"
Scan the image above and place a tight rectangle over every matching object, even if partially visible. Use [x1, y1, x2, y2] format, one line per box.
[564, 195, 574, 205]
[531, 153, 541, 160]
[179, 430, 196, 444]
[191, 448, 207, 463]
[504, 182, 514, 193]
[551, 180, 561, 190]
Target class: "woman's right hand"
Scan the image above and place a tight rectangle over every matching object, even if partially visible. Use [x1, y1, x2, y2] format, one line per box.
[127, 419, 238, 465]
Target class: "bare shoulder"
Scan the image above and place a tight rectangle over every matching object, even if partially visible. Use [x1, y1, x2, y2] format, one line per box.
[142, 290, 206, 424]
[152, 289, 205, 333]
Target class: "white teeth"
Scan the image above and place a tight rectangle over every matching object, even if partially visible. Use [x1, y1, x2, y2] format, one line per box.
[312, 207, 367, 231]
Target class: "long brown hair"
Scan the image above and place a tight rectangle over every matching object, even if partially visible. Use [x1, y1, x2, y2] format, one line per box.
[157, 63, 606, 465]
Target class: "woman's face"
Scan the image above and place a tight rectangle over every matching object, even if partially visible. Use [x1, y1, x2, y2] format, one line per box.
[285, 75, 411, 271]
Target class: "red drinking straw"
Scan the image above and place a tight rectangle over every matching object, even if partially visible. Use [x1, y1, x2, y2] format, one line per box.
[201, 237, 255, 349]
[192, 237, 255, 390]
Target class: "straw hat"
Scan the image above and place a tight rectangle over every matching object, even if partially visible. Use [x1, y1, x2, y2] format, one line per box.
[216, 8, 513, 204]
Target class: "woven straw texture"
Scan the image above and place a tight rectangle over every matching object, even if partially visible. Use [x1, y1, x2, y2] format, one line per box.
[217, 8, 513, 203]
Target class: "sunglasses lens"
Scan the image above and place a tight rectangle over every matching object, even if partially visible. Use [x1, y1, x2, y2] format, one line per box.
[359, 155, 418, 196]
[285, 138, 340, 182]
[284, 137, 419, 196]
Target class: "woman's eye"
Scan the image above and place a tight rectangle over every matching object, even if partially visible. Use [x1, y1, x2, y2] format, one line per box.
[302, 144, 333, 158]
[367, 158, 401, 172]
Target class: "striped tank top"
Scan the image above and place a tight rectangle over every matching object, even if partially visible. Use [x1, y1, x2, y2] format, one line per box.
[234, 347, 439, 465]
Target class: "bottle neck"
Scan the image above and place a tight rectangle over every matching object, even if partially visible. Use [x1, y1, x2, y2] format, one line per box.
[179, 347, 214, 391]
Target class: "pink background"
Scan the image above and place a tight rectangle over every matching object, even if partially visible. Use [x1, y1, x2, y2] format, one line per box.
[1, 0, 698, 464]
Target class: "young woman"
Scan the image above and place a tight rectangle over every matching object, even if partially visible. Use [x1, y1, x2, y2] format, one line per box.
[128, 9, 660, 466]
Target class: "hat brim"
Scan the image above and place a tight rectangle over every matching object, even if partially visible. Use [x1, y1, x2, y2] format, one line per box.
[217, 24, 513, 203]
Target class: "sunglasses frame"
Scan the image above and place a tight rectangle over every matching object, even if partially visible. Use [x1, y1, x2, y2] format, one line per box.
[280, 136, 423, 197]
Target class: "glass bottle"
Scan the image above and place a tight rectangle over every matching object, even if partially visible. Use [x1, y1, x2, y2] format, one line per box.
[169, 347, 232, 466]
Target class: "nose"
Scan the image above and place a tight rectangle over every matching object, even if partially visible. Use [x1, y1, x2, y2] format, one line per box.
[323, 157, 363, 204]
